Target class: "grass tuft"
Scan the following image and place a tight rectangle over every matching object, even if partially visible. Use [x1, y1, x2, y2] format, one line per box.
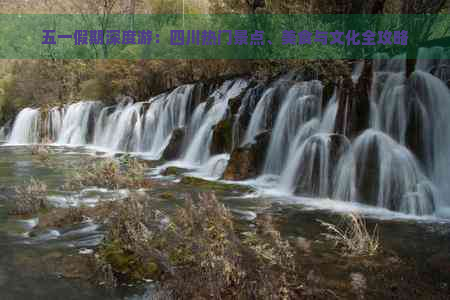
[318, 213, 380, 256]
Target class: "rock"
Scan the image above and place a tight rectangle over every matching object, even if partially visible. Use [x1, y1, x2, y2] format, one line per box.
[306, 270, 321, 285]
[335, 61, 372, 138]
[161, 166, 188, 176]
[223, 130, 271, 180]
[187, 82, 212, 118]
[350, 272, 367, 299]
[295, 236, 312, 254]
[427, 250, 450, 274]
[228, 94, 244, 115]
[162, 128, 185, 160]
[210, 118, 233, 155]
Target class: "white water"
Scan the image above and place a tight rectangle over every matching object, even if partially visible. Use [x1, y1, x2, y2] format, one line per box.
[7, 108, 41, 144]
[3, 47, 450, 218]
[263, 81, 322, 175]
[58, 101, 100, 145]
[182, 80, 248, 165]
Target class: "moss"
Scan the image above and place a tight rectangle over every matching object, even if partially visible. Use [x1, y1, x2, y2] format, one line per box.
[180, 176, 252, 193]
[161, 166, 188, 176]
[160, 192, 176, 200]
[211, 118, 233, 154]
[217, 118, 233, 149]
[99, 240, 162, 282]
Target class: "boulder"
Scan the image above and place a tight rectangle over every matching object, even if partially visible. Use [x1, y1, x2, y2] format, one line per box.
[223, 130, 271, 180]
[334, 61, 372, 138]
[210, 118, 233, 155]
[162, 128, 185, 160]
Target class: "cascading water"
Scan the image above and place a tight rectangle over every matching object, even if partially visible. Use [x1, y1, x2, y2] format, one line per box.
[58, 101, 101, 145]
[242, 88, 277, 145]
[263, 81, 323, 175]
[231, 84, 265, 149]
[0, 126, 5, 141]
[332, 130, 436, 216]
[182, 80, 248, 165]
[7, 108, 41, 144]
[280, 133, 349, 198]
[93, 100, 143, 152]
[46, 108, 63, 142]
[145, 85, 194, 157]
[3, 47, 449, 217]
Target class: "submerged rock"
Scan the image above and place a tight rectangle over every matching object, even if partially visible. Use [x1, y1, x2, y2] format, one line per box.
[162, 128, 185, 160]
[223, 130, 271, 180]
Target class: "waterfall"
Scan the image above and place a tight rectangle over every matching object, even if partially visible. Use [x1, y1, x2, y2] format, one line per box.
[93, 100, 143, 152]
[46, 108, 63, 142]
[145, 85, 194, 157]
[241, 88, 277, 145]
[2, 47, 449, 217]
[280, 133, 349, 197]
[182, 80, 248, 165]
[333, 130, 436, 215]
[263, 81, 323, 175]
[231, 84, 264, 149]
[58, 101, 101, 145]
[7, 108, 41, 144]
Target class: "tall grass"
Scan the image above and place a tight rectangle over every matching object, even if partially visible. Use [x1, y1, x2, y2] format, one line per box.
[318, 213, 380, 256]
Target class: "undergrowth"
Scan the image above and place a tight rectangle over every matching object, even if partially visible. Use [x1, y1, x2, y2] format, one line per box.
[9, 178, 49, 215]
[96, 193, 302, 299]
[65, 158, 151, 190]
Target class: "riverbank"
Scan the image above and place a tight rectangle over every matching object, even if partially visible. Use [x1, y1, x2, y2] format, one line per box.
[0, 145, 449, 299]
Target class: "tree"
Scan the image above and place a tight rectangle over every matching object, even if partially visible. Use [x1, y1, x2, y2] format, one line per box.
[69, 0, 120, 58]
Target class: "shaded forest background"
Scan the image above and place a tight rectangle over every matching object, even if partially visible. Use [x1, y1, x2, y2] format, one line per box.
[0, 0, 448, 124]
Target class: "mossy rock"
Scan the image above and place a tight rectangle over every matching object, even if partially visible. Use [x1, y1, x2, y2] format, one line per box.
[210, 118, 233, 155]
[161, 166, 188, 177]
[160, 192, 176, 200]
[162, 128, 185, 160]
[99, 240, 162, 282]
[180, 176, 252, 193]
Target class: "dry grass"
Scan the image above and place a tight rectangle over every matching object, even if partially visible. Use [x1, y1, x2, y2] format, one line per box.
[96, 193, 302, 299]
[65, 158, 151, 190]
[9, 178, 49, 215]
[31, 144, 50, 162]
[318, 213, 380, 256]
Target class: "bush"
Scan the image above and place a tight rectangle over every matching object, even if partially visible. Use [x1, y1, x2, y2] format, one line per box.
[96, 193, 303, 299]
[65, 158, 151, 190]
[9, 179, 49, 215]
